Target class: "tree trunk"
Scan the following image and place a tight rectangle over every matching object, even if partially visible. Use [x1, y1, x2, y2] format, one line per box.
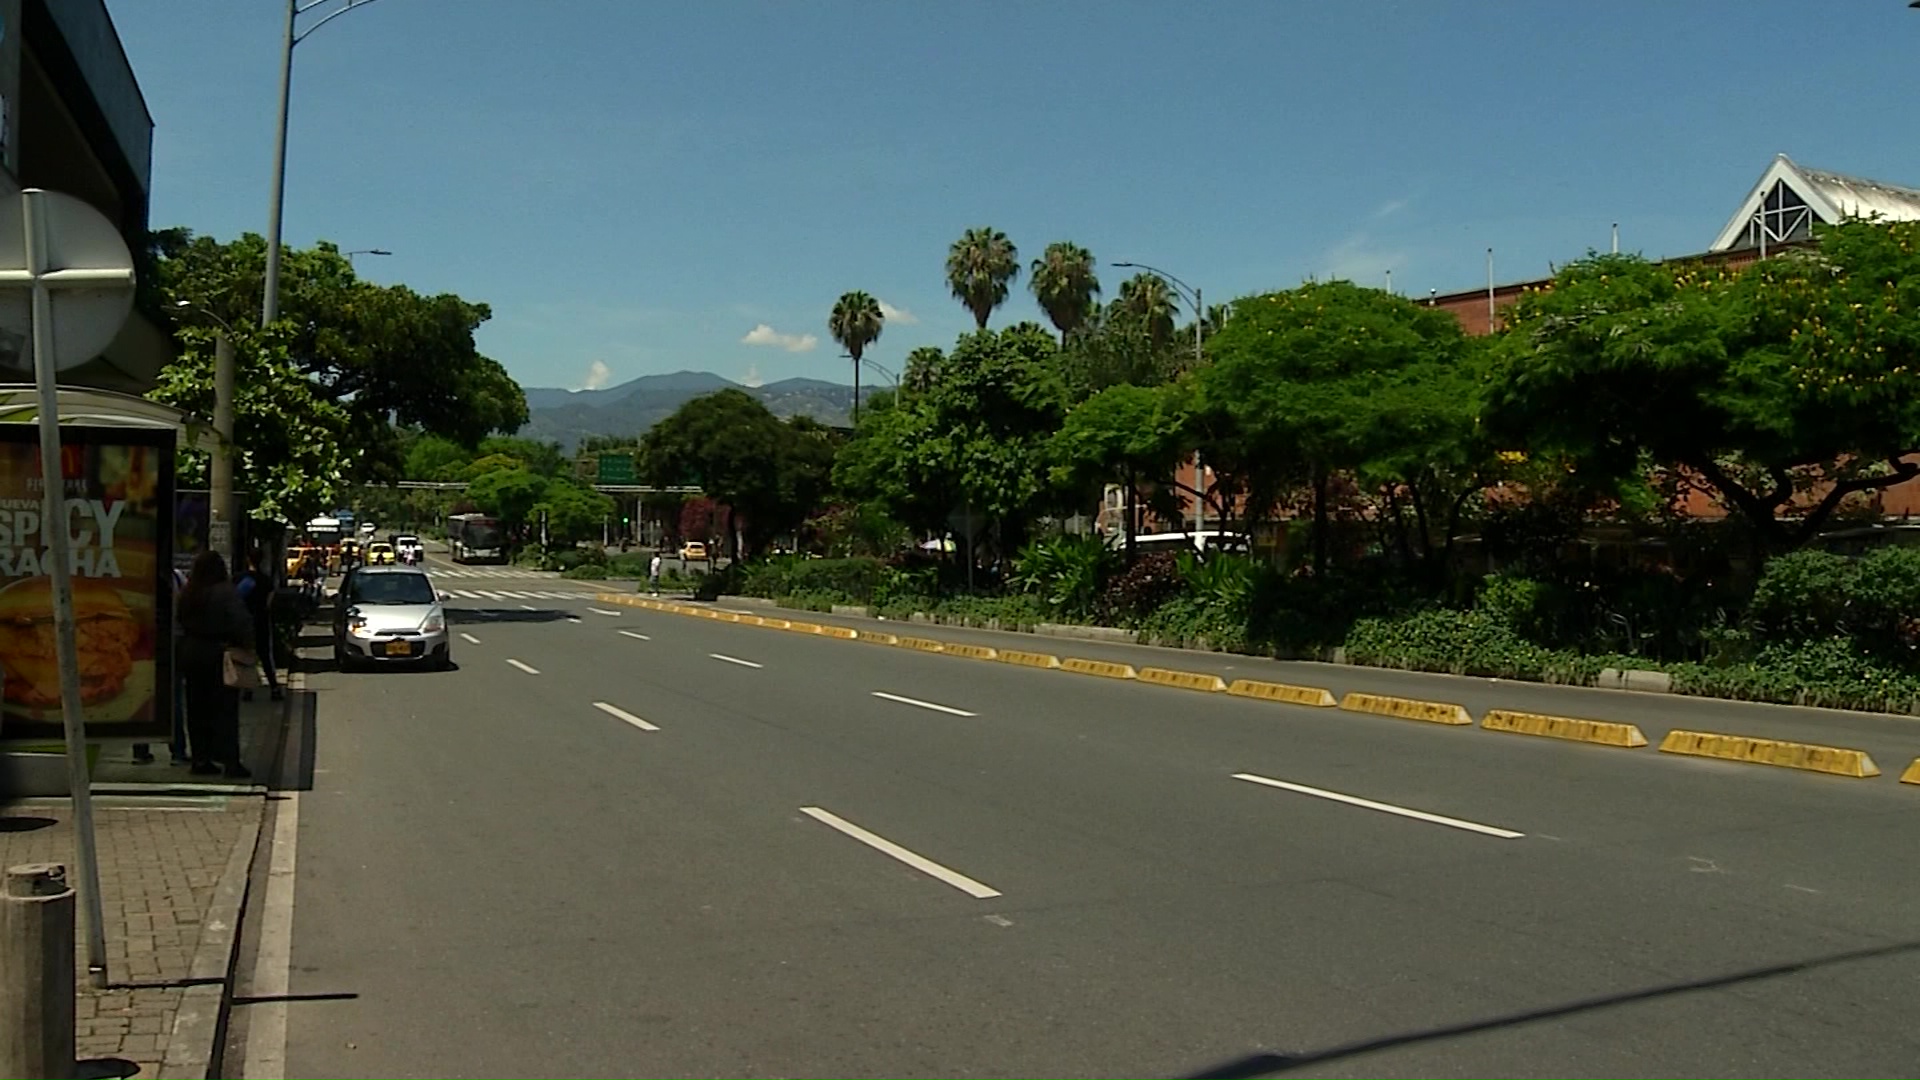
[726, 506, 739, 562]
[1311, 464, 1330, 577]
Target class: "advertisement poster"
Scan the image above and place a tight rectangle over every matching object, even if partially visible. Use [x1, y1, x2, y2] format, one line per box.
[0, 425, 173, 740]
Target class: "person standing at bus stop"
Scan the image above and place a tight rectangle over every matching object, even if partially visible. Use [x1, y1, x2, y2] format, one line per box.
[236, 549, 284, 703]
[177, 551, 254, 779]
[649, 552, 662, 595]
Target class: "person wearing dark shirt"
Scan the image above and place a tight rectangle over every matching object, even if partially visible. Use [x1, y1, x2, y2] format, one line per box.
[177, 551, 254, 778]
[235, 550, 284, 703]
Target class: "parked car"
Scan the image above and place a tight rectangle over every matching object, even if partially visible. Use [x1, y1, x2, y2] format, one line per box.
[332, 565, 451, 671]
[679, 540, 709, 562]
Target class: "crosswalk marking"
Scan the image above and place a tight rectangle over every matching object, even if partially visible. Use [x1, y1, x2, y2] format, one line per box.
[453, 589, 481, 599]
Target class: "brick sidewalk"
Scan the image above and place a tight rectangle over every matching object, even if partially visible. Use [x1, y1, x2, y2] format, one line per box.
[1, 797, 261, 1077]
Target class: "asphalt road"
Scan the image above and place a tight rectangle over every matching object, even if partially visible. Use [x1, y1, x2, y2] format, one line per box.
[264, 576, 1920, 1079]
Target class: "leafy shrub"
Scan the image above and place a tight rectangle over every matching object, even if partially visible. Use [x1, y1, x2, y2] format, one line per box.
[1179, 553, 1260, 616]
[1474, 574, 1553, 638]
[1138, 595, 1250, 652]
[1747, 546, 1920, 667]
[738, 556, 889, 601]
[1249, 571, 1422, 656]
[1099, 552, 1183, 624]
[1010, 534, 1115, 616]
[1343, 608, 1604, 683]
[562, 563, 609, 580]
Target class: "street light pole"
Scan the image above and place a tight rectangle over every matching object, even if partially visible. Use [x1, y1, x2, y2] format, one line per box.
[346, 247, 391, 268]
[178, 302, 238, 565]
[1112, 260, 1207, 535]
[261, 0, 387, 328]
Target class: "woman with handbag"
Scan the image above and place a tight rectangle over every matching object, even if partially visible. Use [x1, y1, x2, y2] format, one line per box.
[177, 551, 255, 779]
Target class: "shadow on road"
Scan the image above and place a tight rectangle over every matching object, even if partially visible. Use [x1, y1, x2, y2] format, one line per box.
[447, 608, 569, 624]
[1177, 938, 1920, 1078]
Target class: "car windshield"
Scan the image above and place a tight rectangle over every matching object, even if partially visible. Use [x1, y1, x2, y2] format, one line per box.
[351, 574, 436, 605]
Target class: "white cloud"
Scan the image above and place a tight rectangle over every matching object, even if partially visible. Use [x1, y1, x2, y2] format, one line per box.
[1370, 197, 1410, 221]
[577, 359, 612, 391]
[1322, 231, 1407, 287]
[741, 323, 819, 353]
[740, 364, 764, 388]
[877, 299, 918, 325]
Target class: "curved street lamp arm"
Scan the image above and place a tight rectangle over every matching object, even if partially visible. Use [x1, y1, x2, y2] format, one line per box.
[1110, 261, 1201, 311]
[294, 0, 387, 45]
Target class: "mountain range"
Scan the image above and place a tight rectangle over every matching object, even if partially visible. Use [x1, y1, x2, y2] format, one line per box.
[519, 371, 862, 451]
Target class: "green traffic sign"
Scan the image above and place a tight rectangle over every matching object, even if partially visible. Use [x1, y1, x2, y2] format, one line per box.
[596, 453, 635, 484]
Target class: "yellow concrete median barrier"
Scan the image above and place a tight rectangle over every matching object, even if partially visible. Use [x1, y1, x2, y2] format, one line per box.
[738, 615, 767, 626]
[1061, 657, 1138, 680]
[817, 625, 858, 639]
[714, 612, 740, 623]
[1338, 692, 1473, 726]
[894, 636, 947, 654]
[998, 649, 1063, 670]
[1226, 679, 1337, 708]
[761, 617, 791, 629]
[942, 643, 999, 661]
[1658, 730, 1880, 778]
[785, 620, 825, 634]
[1482, 709, 1648, 748]
[1138, 667, 1227, 693]
[860, 631, 900, 646]
[1901, 759, 1920, 785]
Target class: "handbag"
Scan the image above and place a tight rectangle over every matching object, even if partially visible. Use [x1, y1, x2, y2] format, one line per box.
[222, 648, 261, 690]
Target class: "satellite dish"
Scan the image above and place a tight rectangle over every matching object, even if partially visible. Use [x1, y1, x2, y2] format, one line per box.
[0, 189, 137, 371]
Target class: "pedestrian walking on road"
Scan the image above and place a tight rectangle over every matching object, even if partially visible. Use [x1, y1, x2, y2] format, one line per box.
[177, 551, 254, 779]
[649, 552, 663, 595]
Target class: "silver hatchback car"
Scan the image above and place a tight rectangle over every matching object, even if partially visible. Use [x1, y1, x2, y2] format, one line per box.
[332, 565, 451, 670]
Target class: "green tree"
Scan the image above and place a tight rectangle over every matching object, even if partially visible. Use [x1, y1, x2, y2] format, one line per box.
[1199, 281, 1473, 574]
[640, 390, 838, 559]
[534, 479, 616, 546]
[1059, 304, 1183, 402]
[1115, 273, 1178, 346]
[946, 227, 1020, 329]
[1486, 222, 1920, 554]
[149, 324, 355, 528]
[1030, 241, 1101, 344]
[466, 467, 547, 544]
[478, 436, 568, 479]
[402, 434, 471, 482]
[155, 231, 529, 478]
[835, 324, 1068, 559]
[1050, 382, 1192, 558]
[828, 290, 885, 422]
[903, 346, 944, 394]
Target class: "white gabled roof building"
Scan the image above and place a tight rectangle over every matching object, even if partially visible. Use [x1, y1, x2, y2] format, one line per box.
[1710, 153, 1920, 253]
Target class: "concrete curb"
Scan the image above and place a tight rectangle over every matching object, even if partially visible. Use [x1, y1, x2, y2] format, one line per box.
[156, 805, 261, 1080]
[1339, 692, 1474, 726]
[1138, 667, 1228, 693]
[1657, 729, 1880, 778]
[1482, 709, 1650, 748]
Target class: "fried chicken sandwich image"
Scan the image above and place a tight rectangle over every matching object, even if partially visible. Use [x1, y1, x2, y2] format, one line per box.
[0, 575, 142, 707]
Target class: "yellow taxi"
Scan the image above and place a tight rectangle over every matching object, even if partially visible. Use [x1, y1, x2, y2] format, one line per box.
[366, 541, 397, 566]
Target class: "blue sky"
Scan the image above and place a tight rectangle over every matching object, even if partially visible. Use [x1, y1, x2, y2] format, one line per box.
[106, 0, 1920, 394]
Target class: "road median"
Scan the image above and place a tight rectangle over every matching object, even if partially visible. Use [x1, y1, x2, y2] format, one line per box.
[1482, 709, 1649, 748]
[1339, 691, 1473, 726]
[1657, 730, 1880, 778]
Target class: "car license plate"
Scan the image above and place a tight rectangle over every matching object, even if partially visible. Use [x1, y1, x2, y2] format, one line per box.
[382, 641, 413, 657]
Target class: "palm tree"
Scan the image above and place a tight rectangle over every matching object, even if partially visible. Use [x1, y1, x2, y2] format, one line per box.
[903, 345, 944, 395]
[1203, 302, 1234, 338]
[945, 227, 1020, 329]
[828, 290, 885, 424]
[1116, 273, 1177, 344]
[1029, 241, 1101, 344]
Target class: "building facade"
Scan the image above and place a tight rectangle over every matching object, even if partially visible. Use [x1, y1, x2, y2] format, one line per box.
[0, 0, 169, 392]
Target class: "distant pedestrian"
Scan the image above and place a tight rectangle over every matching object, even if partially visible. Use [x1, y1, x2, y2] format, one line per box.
[176, 551, 254, 779]
[235, 550, 283, 703]
[648, 552, 663, 596]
